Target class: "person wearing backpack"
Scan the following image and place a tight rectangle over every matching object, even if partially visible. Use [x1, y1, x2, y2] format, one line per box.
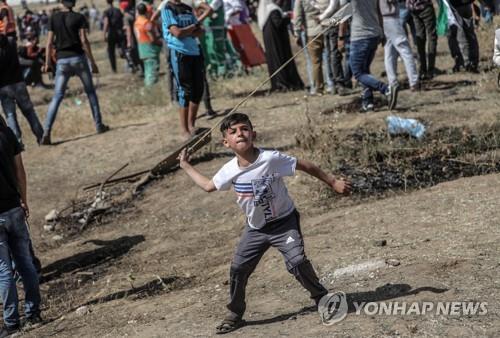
[103, 0, 126, 72]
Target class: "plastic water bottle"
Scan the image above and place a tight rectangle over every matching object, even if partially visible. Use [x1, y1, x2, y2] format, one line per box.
[385, 116, 426, 139]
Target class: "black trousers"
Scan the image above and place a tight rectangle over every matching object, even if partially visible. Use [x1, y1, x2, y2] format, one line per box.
[168, 49, 213, 111]
[324, 26, 345, 88]
[411, 4, 437, 75]
[107, 33, 125, 72]
[227, 210, 328, 318]
[450, 4, 479, 68]
[447, 25, 465, 68]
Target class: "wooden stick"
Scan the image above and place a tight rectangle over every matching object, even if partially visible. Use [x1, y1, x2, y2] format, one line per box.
[98, 163, 129, 197]
[83, 169, 150, 191]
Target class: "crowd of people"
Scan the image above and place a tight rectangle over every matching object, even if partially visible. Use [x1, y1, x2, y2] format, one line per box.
[2, 0, 499, 144]
[0, 0, 500, 336]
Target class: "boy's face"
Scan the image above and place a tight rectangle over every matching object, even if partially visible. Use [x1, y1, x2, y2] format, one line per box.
[222, 122, 256, 153]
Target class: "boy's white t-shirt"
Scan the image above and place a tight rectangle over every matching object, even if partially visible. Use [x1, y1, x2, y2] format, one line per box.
[212, 149, 297, 229]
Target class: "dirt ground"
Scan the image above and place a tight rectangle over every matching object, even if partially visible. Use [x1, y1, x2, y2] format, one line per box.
[6, 8, 500, 338]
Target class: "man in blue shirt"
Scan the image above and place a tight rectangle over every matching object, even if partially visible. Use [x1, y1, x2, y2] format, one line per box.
[161, 0, 205, 139]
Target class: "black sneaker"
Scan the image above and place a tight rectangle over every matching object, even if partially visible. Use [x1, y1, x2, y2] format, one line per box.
[0, 325, 19, 338]
[452, 64, 462, 73]
[465, 64, 480, 74]
[40, 134, 51, 146]
[22, 314, 43, 329]
[96, 124, 110, 134]
[386, 85, 399, 111]
[336, 86, 351, 96]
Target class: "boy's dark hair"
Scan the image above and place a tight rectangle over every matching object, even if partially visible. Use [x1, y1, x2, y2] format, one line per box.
[0, 115, 6, 127]
[137, 3, 147, 15]
[106, 0, 113, 5]
[62, 0, 76, 8]
[220, 113, 253, 135]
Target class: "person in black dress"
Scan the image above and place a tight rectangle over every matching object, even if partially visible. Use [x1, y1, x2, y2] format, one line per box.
[258, 0, 303, 92]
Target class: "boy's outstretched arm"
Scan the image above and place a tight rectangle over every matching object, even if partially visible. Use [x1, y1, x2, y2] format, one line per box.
[296, 159, 351, 194]
[178, 149, 216, 192]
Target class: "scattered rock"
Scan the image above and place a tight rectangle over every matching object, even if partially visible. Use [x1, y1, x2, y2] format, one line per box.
[70, 212, 84, 219]
[45, 209, 58, 222]
[373, 239, 387, 247]
[43, 224, 55, 232]
[333, 259, 387, 278]
[75, 306, 90, 316]
[52, 235, 63, 241]
[386, 259, 401, 267]
[54, 222, 64, 231]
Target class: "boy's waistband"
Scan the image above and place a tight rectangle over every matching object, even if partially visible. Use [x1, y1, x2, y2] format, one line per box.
[257, 209, 299, 232]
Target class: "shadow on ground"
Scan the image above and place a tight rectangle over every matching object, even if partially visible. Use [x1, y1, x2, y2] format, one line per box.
[40, 235, 145, 283]
[243, 283, 448, 327]
[81, 275, 194, 306]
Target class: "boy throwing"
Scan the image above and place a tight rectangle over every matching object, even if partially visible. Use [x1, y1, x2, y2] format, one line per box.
[178, 113, 351, 334]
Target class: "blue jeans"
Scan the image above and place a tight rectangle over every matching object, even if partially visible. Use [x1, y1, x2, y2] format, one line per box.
[0, 207, 41, 327]
[300, 31, 314, 90]
[350, 37, 388, 105]
[322, 42, 334, 90]
[45, 55, 103, 134]
[0, 82, 43, 144]
[343, 33, 353, 87]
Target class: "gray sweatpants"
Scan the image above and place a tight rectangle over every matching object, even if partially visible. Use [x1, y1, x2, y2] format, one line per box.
[383, 16, 419, 87]
[227, 210, 327, 318]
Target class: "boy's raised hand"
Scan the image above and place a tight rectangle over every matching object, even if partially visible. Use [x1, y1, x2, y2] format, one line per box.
[330, 176, 352, 195]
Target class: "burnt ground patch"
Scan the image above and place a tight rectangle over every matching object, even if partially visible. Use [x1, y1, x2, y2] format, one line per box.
[297, 122, 500, 199]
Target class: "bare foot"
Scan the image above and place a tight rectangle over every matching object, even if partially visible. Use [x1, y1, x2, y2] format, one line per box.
[182, 132, 192, 141]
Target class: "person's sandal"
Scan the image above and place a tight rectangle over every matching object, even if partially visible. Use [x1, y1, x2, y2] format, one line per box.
[215, 317, 245, 334]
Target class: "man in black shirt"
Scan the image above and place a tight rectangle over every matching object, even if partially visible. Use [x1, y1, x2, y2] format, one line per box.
[103, 0, 125, 73]
[42, 0, 109, 145]
[0, 115, 42, 337]
[0, 35, 44, 147]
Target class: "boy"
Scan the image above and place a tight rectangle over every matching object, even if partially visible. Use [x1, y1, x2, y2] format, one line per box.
[178, 113, 351, 334]
[161, 0, 204, 139]
[134, 3, 162, 85]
